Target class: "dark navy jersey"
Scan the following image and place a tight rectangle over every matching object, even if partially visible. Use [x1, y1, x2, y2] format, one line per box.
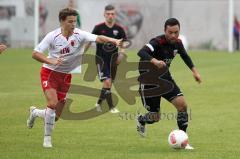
[138, 35, 194, 69]
[92, 22, 126, 59]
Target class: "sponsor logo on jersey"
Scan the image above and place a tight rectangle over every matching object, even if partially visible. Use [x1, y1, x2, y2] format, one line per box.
[61, 47, 70, 54]
[173, 49, 178, 56]
[113, 30, 119, 36]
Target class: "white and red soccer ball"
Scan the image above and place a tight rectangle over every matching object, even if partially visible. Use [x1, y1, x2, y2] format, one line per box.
[168, 130, 189, 149]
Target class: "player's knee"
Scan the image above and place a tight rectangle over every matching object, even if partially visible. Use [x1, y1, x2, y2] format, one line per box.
[104, 80, 111, 88]
[178, 105, 187, 112]
[175, 100, 187, 112]
[47, 100, 58, 109]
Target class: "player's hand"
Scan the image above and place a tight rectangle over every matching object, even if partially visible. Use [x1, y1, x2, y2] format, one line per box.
[115, 38, 123, 47]
[191, 67, 201, 83]
[0, 44, 7, 54]
[193, 72, 201, 83]
[49, 57, 63, 66]
[151, 58, 166, 69]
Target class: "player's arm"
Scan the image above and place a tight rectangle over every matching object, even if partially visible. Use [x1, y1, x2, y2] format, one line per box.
[0, 44, 7, 54]
[178, 43, 201, 83]
[95, 35, 122, 46]
[137, 38, 166, 69]
[32, 33, 62, 65]
[32, 51, 63, 65]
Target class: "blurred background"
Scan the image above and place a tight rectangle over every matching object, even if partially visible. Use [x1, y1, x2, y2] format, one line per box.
[0, 0, 240, 51]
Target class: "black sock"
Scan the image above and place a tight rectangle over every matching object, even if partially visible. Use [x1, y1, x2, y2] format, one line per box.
[105, 88, 114, 109]
[97, 88, 108, 105]
[177, 111, 188, 132]
[138, 112, 159, 125]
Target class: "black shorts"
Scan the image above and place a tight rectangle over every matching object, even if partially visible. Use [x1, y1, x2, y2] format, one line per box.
[139, 79, 183, 112]
[96, 54, 118, 81]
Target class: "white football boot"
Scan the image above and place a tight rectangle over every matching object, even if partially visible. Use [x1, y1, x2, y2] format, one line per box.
[185, 143, 194, 150]
[95, 103, 102, 112]
[110, 107, 120, 113]
[43, 136, 52, 148]
[27, 106, 36, 129]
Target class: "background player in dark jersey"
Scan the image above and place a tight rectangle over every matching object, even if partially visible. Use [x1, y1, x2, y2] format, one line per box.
[137, 18, 201, 149]
[85, 5, 127, 113]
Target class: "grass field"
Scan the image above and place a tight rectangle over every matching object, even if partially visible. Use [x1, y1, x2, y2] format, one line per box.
[0, 48, 240, 159]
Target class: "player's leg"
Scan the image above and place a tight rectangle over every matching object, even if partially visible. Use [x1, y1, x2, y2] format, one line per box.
[171, 96, 188, 132]
[163, 81, 194, 149]
[27, 67, 53, 128]
[55, 101, 65, 121]
[171, 95, 194, 150]
[54, 73, 72, 121]
[96, 61, 119, 113]
[162, 80, 188, 132]
[137, 84, 161, 137]
[43, 88, 58, 148]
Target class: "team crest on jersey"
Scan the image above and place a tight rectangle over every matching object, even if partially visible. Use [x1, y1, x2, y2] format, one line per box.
[71, 40, 75, 47]
[113, 30, 119, 36]
[173, 49, 178, 56]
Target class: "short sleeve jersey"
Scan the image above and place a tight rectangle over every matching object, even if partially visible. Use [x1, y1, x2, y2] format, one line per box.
[92, 22, 126, 58]
[34, 28, 97, 73]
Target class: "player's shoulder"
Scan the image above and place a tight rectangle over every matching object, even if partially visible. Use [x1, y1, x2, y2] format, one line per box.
[95, 22, 105, 28]
[73, 28, 95, 38]
[176, 38, 183, 44]
[175, 38, 184, 48]
[73, 28, 82, 34]
[151, 35, 167, 45]
[45, 28, 61, 40]
[73, 28, 88, 35]
[114, 23, 125, 30]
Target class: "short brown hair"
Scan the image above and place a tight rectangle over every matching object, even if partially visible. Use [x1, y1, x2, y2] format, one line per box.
[105, 4, 115, 11]
[59, 8, 78, 22]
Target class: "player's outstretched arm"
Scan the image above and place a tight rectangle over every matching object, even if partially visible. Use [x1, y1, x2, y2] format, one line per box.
[0, 44, 7, 54]
[32, 51, 63, 65]
[191, 67, 201, 83]
[96, 35, 122, 46]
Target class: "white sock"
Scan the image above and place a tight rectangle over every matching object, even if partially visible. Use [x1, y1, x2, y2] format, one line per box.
[44, 107, 56, 137]
[33, 108, 45, 119]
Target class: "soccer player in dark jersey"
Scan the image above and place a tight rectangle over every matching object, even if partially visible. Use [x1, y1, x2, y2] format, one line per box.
[137, 18, 201, 149]
[85, 5, 127, 113]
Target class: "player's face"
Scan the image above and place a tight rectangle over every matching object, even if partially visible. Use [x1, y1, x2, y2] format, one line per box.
[104, 10, 116, 24]
[61, 16, 77, 33]
[165, 25, 180, 43]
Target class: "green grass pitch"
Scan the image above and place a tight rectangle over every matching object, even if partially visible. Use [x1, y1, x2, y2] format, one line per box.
[0, 48, 240, 159]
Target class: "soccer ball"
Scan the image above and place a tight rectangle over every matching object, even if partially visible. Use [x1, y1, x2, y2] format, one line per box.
[168, 130, 189, 149]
